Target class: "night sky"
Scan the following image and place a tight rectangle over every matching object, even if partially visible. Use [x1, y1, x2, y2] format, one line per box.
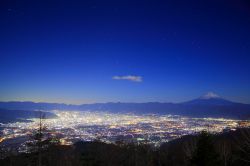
[1, 0, 250, 104]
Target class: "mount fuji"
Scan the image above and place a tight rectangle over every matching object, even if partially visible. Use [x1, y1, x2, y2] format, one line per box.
[183, 92, 236, 106]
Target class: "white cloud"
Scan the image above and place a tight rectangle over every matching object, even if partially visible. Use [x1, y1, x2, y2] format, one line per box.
[112, 75, 143, 82]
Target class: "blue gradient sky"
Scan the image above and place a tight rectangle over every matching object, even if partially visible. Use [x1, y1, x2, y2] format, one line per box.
[1, 0, 250, 104]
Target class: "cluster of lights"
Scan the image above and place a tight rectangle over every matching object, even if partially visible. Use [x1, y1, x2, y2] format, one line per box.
[0, 111, 249, 148]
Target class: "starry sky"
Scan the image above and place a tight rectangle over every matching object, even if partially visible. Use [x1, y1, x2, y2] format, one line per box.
[1, 0, 250, 104]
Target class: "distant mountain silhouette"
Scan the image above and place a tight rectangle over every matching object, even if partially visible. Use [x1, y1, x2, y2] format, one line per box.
[183, 92, 235, 106]
[0, 108, 57, 123]
[0, 93, 250, 119]
[0, 101, 79, 111]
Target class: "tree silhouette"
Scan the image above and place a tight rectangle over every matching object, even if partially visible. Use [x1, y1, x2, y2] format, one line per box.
[234, 128, 250, 166]
[190, 131, 222, 166]
[27, 111, 59, 166]
[217, 139, 232, 166]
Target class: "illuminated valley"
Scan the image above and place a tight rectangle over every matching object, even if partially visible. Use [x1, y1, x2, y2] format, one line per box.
[1, 111, 248, 150]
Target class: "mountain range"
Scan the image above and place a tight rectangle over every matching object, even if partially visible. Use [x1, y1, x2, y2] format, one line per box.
[0, 92, 250, 120]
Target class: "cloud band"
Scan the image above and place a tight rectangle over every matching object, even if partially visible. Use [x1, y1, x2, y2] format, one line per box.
[112, 75, 142, 82]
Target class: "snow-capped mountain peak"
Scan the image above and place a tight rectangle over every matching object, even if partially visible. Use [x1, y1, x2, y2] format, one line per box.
[199, 92, 221, 99]
[183, 92, 234, 106]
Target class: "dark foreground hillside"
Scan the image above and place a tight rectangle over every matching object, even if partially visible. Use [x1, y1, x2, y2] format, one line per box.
[0, 128, 250, 166]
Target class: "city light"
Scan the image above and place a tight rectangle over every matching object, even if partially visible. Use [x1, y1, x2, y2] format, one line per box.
[1, 110, 249, 150]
